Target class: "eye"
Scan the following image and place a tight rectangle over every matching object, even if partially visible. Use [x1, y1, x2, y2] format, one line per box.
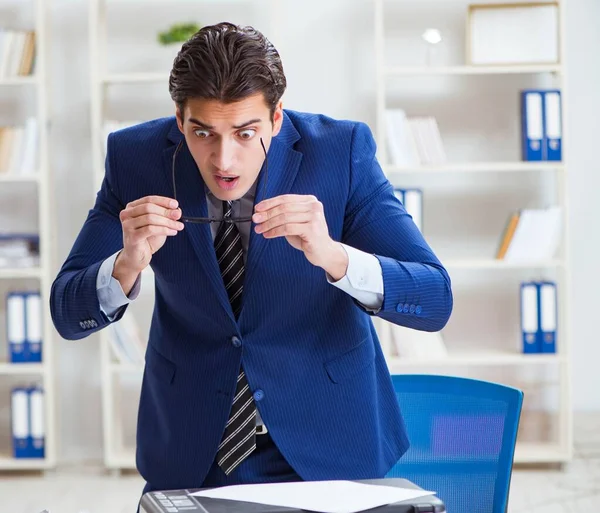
[193, 129, 210, 139]
[238, 129, 256, 140]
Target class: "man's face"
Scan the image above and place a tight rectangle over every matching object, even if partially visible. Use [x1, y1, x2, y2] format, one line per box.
[176, 93, 283, 202]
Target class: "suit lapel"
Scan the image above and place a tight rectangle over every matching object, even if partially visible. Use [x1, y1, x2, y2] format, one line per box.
[163, 124, 234, 322]
[240, 115, 303, 319]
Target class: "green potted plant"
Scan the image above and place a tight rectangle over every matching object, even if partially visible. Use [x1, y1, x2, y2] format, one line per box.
[158, 23, 200, 46]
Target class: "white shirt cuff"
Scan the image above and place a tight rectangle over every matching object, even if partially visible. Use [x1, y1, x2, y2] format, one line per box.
[327, 244, 384, 311]
[97, 251, 142, 320]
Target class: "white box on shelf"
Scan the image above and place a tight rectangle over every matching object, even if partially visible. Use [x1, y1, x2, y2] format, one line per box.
[467, 2, 559, 66]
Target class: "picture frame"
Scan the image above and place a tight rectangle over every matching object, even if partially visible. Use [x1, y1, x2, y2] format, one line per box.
[466, 2, 560, 66]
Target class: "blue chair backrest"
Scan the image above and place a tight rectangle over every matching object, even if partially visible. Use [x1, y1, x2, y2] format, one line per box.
[386, 374, 523, 513]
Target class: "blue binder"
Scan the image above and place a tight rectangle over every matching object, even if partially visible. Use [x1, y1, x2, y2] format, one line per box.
[393, 188, 423, 232]
[521, 90, 545, 161]
[28, 386, 45, 458]
[544, 90, 562, 161]
[24, 292, 43, 363]
[11, 387, 31, 458]
[520, 282, 541, 353]
[7, 292, 27, 363]
[539, 281, 558, 353]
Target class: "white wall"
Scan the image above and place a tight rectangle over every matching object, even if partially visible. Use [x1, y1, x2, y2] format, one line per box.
[41, 0, 600, 463]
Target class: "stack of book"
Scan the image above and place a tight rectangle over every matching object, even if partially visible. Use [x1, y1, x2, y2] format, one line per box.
[385, 109, 446, 167]
[0, 118, 38, 175]
[0, 233, 40, 268]
[496, 207, 562, 262]
[0, 29, 36, 78]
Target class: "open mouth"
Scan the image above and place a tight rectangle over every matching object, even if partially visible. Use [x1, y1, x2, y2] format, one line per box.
[215, 175, 240, 190]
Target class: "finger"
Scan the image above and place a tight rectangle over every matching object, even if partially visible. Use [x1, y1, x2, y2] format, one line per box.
[252, 202, 313, 223]
[125, 213, 184, 232]
[254, 212, 313, 234]
[122, 202, 182, 222]
[260, 223, 308, 239]
[126, 195, 179, 210]
[128, 225, 178, 244]
[254, 194, 317, 212]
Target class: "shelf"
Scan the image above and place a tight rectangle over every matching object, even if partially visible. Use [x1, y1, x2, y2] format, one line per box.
[384, 64, 562, 76]
[102, 72, 168, 84]
[0, 76, 38, 86]
[0, 174, 40, 183]
[443, 259, 563, 270]
[386, 351, 562, 369]
[386, 162, 564, 174]
[0, 362, 45, 375]
[0, 267, 42, 279]
[109, 362, 144, 374]
[513, 442, 570, 464]
[0, 454, 52, 470]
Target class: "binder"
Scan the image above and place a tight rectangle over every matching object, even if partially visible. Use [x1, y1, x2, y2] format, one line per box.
[394, 188, 423, 232]
[544, 90, 562, 161]
[539, 281, 558, 353]
[29, 386, 45, 458]
[520, 282, 541, 353]
[11, 387, 30, 458]
[521, 90, 544, 161]
[7, 292, 27, 363]
[25, 292, 43, 362]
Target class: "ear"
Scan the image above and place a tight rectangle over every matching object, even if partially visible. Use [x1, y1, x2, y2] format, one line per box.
[175, 106, 185, 133]
[271, 101, 284, 137]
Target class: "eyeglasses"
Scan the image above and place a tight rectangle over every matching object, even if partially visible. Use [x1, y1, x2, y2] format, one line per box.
[171, 137, 268, 224]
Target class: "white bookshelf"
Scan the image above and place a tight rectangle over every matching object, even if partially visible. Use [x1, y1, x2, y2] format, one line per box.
[89, 0, 280, 471]
[0, 0, 57, 470]
[374, 0, 573, 464]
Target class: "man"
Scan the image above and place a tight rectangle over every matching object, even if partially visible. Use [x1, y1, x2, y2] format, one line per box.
[50, 22, 452, 497]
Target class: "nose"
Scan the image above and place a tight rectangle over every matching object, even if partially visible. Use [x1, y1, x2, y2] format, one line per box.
[211, 141, 235, 172]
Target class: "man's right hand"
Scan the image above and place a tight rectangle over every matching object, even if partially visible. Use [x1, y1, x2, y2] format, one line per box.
[113, 196, 184, 295]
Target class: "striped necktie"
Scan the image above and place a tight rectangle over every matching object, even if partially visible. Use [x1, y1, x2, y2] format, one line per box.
[214, 200, 257, 475]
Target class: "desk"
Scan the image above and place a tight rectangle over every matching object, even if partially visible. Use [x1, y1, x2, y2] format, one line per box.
[139, 478, 445, 513]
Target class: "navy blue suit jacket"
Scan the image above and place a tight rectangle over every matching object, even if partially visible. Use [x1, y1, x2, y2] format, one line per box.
[50, 110, 453, 489]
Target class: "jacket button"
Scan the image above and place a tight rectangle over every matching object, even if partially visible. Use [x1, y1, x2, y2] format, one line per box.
[409, 304, 416, 314]
[253, 390, 264, 401]
[79, 321, 85, 328]
[231, 336, 241, 348]
[415, 305, 422, 315]
[403, 304, 410, 313]
[396, 303, 403, 313]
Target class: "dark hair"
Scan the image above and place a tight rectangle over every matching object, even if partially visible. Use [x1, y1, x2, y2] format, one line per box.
[169, 22, 287, 122]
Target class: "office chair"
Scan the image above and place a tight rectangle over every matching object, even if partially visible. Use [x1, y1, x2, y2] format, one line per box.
[386, 374, 524, 513]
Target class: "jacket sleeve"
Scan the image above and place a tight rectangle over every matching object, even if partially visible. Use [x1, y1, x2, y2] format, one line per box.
[50, 133, 129, 340]
[341, 122, 453, 332]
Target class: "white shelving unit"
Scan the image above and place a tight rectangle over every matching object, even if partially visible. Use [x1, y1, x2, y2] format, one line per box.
[89, 0, 280, 471]
[0, 0, 57, 470]
[373, 0, 572, 465]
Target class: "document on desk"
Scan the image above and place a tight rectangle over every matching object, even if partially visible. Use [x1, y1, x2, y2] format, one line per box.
[189, 480, 435, 513]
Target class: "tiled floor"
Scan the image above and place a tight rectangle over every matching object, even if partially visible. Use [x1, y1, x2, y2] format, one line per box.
[1, 415, 599, 513]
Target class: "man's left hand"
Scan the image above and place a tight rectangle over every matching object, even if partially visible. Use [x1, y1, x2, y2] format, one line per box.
[253, 194, 349, 281]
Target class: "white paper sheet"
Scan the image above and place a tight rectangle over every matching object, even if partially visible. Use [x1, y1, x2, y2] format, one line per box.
[189, 480, 436, 513]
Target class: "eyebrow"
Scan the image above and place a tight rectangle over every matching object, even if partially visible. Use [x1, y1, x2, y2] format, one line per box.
[188, 117, 262, 130]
